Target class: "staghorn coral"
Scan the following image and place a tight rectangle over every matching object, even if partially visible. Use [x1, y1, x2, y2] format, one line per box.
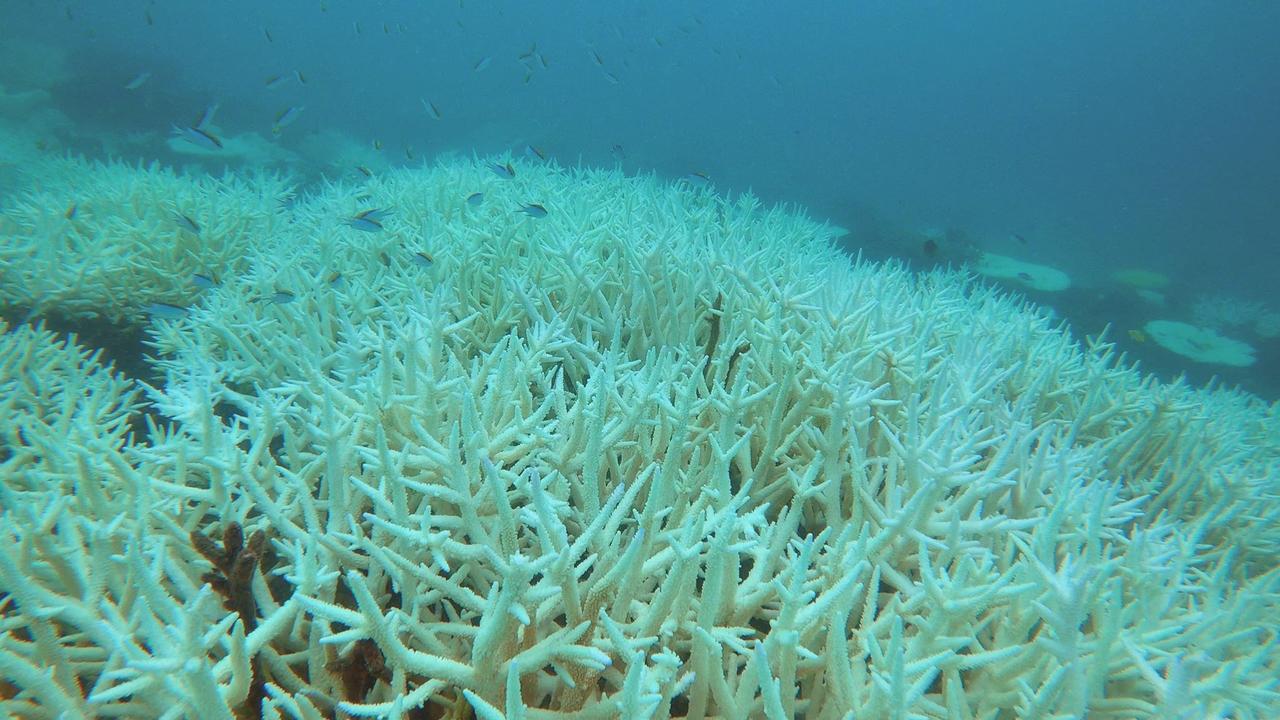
[0, 157, 1278, 719]
[0, 156, 295, 322]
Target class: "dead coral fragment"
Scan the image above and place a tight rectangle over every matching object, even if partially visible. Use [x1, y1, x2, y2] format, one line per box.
[192, 522, 266, 630]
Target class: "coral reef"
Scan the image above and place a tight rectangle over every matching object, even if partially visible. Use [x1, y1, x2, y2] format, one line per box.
[0, 158, 294, 321]
[1, 158, 1278, 718]
[1192, 294, 1280, 341]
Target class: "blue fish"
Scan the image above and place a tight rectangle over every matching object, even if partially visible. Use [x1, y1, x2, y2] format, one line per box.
[171, 125, 223, 150]
[174, 212, 201, 234]
[270, 290, 296, 304]
[680, 171, 712, 188]
[488, 162, 515, 179]
[347, 216, 383, 232]
[272, 106, 304, 134]
[517, 203, 548, 218]
[346, 208, 390, 232]
[124, 72, 151, 90]
[192, 273, 218, 289]
[145, 302, 190, 320]
[411, 251, 435, 268]
[193, 103, 219, 129]
[466, 192, 484, 206]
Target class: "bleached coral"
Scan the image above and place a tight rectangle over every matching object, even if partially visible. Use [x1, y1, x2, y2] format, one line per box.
[1, 158, 1278, 719]
[0, 157, 295, 321]
[1191, 294, 1280, 340]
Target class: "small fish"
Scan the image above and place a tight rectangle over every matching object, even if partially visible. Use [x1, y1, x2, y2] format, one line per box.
[355, 165, 373, 178]
[517, 203, 548, 218]
[145, 302, 189, 320]
[473, 56, 492, 72]
[64, 203, 77, 219]
[922, 239, 938, 257]
[1017, 272, 1033, 281]
[518, 43, 537, 62]
[411, 251, 435, 268]
[1012, 232, 1028, 245]
[174, 212, 200, 234]
[326, 271, 345, 289]
[265, 73, 291, 89]
[347, 208, 389, 232]
[466, 192, 484, 206]
[124, 71, 151, 90]
[524, 144, 546, 161]
[611, 143, 626, 161]
[372, 139, 383, 151]
[681, 171, 711, 187]
[145, 8, 153, 25]
[348, 217, 384, 232]
[270, 290, 296, 304]
[537, 53, 549, 70]
[192, 273, 218, 289]
[423, 99, 443, 119]
[295, 70, 307, 85]
[272, 106, 304, 133]
[171, 125, 223, 150]
[353, 20, 361, 34]
[193, 103, 219, 130]
[488, 162, 515, 179]
[591, 49, 604, 66]
[602, 71, 620, 85]
[1128, 329, 1147, 344]
[263, 27, 273, 43]
[404, 145, 415, 161]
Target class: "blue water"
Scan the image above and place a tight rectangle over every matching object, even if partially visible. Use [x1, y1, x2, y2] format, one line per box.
[5, 0, 1279, 396]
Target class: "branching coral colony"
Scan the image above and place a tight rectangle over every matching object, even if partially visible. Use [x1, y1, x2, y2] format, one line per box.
[1, 157, 1278, 719]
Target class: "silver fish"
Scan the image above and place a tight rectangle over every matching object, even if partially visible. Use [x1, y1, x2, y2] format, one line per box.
[172, 125, 223, 150]
[681, 171, 712, 188]
[124, 72, 151, 90]
[174, 212, 201, 233]
[346, 208, 390, 232]
[194, 103, 219, 130]
[272, 106, 304, 133]
[145, 302, 189, 320]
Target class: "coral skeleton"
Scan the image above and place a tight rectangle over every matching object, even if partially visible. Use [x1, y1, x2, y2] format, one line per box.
[1, 157, 1278, 718]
